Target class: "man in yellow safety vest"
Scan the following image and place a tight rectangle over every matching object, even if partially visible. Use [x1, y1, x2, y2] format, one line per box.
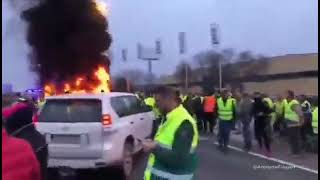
[312, 106, 318, 135]
[217, 90, 236, 153]
[142, 86, 199, 180]
[283, 90, 304, 156]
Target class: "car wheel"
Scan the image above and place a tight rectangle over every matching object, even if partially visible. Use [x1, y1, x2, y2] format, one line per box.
[122, 142, 133, 179]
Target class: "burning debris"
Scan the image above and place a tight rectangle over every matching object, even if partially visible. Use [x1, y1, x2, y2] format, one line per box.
[21, 0, 112, 96]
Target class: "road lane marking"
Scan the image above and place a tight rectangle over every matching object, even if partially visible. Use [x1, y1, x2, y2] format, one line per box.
[213, 142, 318, 174]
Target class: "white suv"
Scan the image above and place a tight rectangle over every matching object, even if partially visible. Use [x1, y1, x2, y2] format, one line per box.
[36, 92, 154, 177]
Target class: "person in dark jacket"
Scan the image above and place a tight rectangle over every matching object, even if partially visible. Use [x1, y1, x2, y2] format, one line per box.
[3, 102, 48, 180]
[192, 94, 205, 133]
[252, 92, 273, 157]
[182, 94, 194, 115]
[298, 95, 313, 149]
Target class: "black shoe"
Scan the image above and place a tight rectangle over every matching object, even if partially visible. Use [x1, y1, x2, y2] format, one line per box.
[243, 143, 252, 152]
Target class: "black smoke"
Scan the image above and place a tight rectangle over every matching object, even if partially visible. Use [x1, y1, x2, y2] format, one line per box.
[21, 0, 112, 87]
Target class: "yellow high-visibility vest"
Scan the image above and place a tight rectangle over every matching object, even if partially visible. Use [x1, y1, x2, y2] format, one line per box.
[312, 107, 318, 134]
[217, 97, 234, 121]
[284, 99, 300, 122]
[144, 105, 199, 180]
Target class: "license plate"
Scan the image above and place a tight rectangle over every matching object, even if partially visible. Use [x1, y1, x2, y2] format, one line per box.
[51, 135, 80, 144]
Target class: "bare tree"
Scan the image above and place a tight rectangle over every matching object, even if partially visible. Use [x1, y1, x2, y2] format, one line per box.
[116, 69, 148, 85]
[174, 61, 197, 83]
[238, 51, 254, 62]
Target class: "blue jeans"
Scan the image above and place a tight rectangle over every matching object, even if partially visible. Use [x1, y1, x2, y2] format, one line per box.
[218, 120, 233, 147]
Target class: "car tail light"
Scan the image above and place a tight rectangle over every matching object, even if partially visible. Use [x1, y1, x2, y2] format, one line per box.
[33, 112, 39, 123]
[102, 114, 112, 127]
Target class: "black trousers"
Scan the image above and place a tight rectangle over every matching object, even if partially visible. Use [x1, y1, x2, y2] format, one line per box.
[203, 112, 216, 133]
[287, 126, 302, 154]
[301, 113, 313, 147]
[254, 117, 271, 152]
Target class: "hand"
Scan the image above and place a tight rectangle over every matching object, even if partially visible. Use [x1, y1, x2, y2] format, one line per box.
[141, 139, 157, 152]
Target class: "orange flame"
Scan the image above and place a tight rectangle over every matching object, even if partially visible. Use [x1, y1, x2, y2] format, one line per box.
[75, 77, 83, 87]
[44, 84, 56, 97]
[44, 66, 111, 96]
[95, 0, 109, 17]
[64, 83, 71, 93]
[93, 66, 110, 93]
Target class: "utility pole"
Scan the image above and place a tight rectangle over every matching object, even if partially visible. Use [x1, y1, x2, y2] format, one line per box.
[210, 23, 222, 92]
[178, 32, 188, 90]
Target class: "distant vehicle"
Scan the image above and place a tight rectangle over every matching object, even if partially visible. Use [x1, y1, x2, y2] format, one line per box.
[35, 92, 155, 178]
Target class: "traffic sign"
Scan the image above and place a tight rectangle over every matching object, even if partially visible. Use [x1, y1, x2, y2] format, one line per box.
[137, 43, 142, 59]
[155, 39, 161, 55]
[121, 49, 127, 61]
[178, 32, 186, 54]
[210, 23, 220, 45]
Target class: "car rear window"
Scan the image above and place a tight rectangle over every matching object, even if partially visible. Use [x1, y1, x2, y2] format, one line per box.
[39, 99, 102, 123]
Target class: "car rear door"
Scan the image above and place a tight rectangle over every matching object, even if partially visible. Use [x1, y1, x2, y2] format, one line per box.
[37, 99, 104, 159]
[125, 96, 153, 139]
[110, 95, 145, 139]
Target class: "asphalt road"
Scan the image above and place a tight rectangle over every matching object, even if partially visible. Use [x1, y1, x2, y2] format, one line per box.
[48, 136, 318, 180]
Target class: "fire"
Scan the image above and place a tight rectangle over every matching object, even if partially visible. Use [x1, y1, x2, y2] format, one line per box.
[93, 66, 110, 93]
[64, 83, 71, 93]
[44, 66, 111, 97]
[44, 84, 56, 97]
[75, 78, 83, 87]
[94, 0, 109, 17]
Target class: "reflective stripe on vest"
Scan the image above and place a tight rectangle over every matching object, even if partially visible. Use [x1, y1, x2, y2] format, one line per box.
[284, 99, 299, 122]
[217, 98, 234, 121]
[145, 165, 194, 180]
[144, 105, 199, 180]
[157, 142, 196, 153]
[312, 107, 318, 134]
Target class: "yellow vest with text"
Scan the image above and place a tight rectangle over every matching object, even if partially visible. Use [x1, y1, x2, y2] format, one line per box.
[144, 105, 199, 180]
[312, 107, 318, 134]
[284, 99, 299, 122]
[217, 97, 234, 121]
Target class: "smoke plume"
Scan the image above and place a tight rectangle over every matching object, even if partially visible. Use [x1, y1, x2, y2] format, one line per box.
[21, 0, 112, 87]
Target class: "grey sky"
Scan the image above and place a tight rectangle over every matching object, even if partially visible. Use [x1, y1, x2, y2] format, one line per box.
[2, 0, 318, 91]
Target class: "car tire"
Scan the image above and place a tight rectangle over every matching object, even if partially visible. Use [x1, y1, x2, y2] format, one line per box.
[121, 142, 134, 179]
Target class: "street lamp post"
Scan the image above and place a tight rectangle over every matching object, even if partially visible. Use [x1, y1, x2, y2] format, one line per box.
[210, 23, 222, 92]
[178, 32, 188, 90]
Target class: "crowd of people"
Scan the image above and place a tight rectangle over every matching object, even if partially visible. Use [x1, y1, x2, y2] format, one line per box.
[141, 88, 318, 157]
[2, 88, 318, 180]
